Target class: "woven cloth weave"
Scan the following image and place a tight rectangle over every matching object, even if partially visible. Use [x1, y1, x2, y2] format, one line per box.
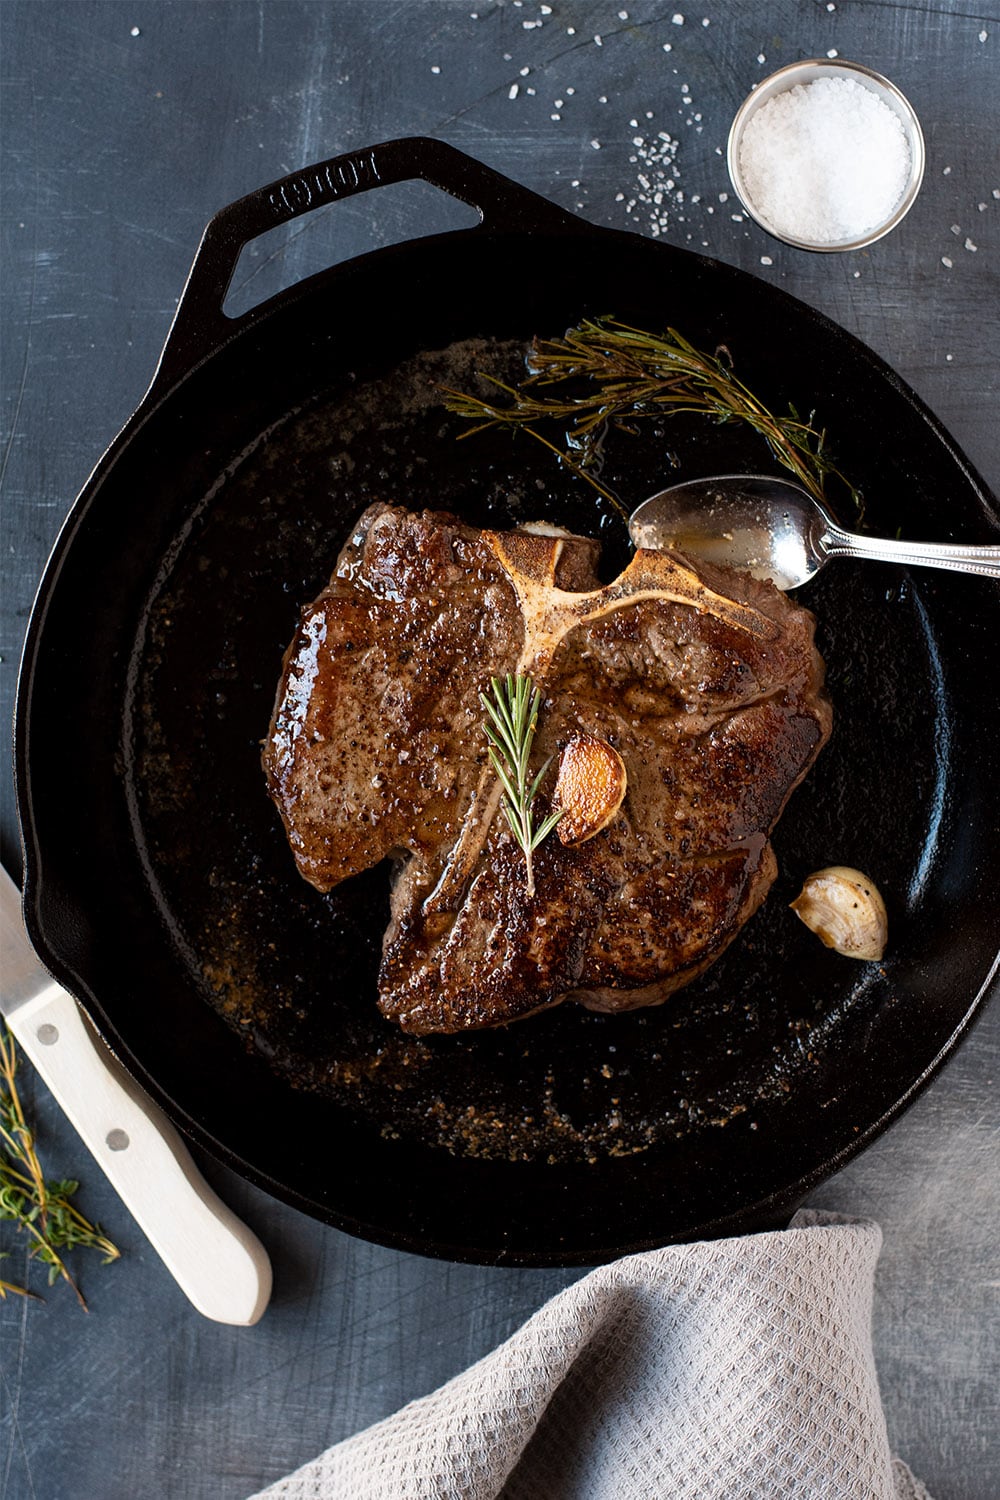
[249, 1211, 930, 1500]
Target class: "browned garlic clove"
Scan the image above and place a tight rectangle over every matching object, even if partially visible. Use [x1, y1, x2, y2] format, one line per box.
[790, 866, 888, 961]
[554, 734, 627, 846]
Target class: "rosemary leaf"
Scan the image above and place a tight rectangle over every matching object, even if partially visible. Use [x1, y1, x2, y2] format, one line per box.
[486, 744, 520, 811]
[531, 806, 565, 851]
[527, 756, 554, 808]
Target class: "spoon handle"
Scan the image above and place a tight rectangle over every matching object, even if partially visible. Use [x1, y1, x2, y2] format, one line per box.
[823, 524, 1000, 580]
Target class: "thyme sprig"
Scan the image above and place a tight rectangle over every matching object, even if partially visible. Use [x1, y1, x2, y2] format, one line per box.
[0, 1026, 120, 1309]
[443, 317, 861, 519]
[481, 674, 563, 898]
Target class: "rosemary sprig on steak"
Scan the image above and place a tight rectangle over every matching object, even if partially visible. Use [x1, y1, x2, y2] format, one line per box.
[480, 674, 563, 898]
[443, 316, 862, 519]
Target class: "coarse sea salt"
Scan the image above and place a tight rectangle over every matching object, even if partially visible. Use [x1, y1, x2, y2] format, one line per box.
[738, 76, 911, 244]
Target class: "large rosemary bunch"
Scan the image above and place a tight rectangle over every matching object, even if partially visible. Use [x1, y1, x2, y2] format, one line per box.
[443, 317, 861, 518]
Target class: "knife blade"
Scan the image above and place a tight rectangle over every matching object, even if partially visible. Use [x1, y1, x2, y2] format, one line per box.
[0, 865, 271, 1324]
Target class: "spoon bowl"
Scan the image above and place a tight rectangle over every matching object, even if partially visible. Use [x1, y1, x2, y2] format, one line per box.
[628, 474, 1000, 589]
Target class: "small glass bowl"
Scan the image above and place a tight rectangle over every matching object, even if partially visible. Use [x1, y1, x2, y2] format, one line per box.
[727, 59, 926, 252]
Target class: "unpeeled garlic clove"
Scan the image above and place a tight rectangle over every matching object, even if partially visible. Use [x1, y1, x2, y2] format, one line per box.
[554, 734, 627, 846]
[790, 866, 887, 961]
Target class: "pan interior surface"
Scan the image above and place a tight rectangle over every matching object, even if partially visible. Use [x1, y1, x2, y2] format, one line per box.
[18, 228, 1000, 1262]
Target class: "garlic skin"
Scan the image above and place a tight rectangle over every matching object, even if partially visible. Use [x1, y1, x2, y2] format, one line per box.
[790, 866, 888, 961]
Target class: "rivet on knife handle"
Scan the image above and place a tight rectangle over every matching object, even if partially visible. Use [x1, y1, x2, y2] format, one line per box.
[5, 979, 272, 1325]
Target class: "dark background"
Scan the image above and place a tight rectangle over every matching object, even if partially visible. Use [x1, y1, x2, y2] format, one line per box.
[1, 3, 997, 1497]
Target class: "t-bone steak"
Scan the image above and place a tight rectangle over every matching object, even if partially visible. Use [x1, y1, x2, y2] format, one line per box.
[263, 503, 832, 1034]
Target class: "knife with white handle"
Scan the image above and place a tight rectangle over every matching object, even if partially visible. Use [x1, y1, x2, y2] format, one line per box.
[0, 865, 272, 1325]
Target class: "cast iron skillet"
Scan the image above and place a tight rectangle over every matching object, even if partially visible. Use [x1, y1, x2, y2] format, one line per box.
[15, 138, 1000, 1265]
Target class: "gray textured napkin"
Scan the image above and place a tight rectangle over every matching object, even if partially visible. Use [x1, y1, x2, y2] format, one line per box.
[250, 1211, 930, 1500]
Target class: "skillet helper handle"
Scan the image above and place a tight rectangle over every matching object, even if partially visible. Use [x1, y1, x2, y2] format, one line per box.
[152, 135, 579, 390]
[6, 981, 272, 1325]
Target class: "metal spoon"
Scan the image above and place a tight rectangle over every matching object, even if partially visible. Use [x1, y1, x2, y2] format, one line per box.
[628, 474, 1000, 590]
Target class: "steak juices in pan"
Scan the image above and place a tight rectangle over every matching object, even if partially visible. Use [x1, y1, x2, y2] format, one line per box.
[263, 503, 831, 1034]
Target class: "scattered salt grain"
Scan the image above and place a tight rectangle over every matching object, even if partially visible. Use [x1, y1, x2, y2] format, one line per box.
[979, 30, 988, 42]
[662, 43, 672, 52]
[757, 53, 766, 65]
[672, 14, 685, 25]
[964, 238, 978, 252]
[738, 76, 912, 243]
[130, 24, 140, 36]
[431, 64, 441, 74]
[508, 84, 519, 99]
[941, 256, 953, 268]
[826, 49, 838, 59]
[624, 127, 685, 238]
[760, 255, 773, 265]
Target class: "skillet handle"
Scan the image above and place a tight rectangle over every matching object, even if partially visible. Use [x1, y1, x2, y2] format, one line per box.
[150, 136, 580, 393]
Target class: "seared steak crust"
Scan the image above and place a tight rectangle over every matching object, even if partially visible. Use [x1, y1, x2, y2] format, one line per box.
[264, 504, 831, 1034]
